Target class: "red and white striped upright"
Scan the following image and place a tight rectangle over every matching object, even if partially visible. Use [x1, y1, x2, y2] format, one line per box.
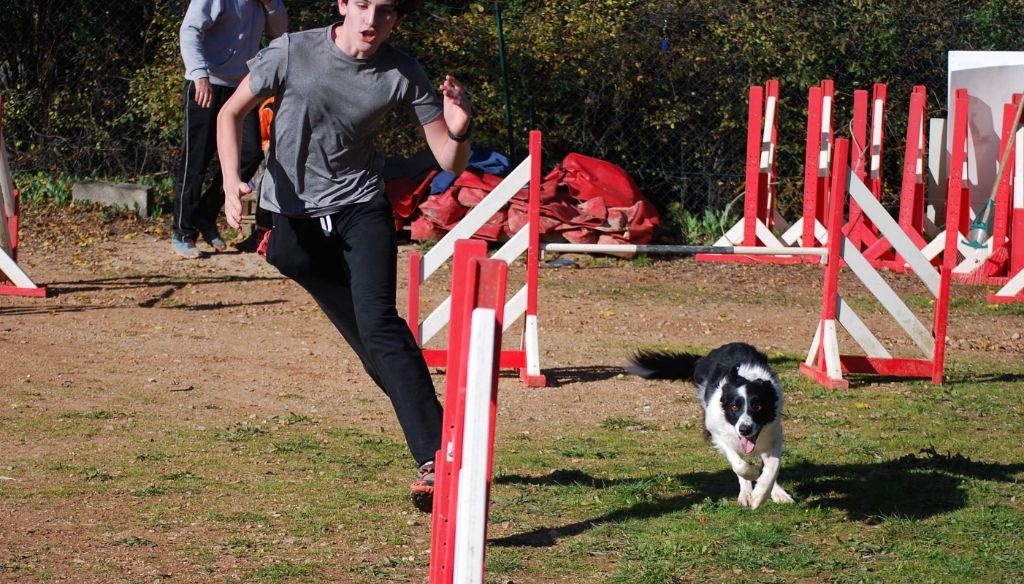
[790, 80, 835, 250]
[697, 80, 812, 264]
[847, 83, 887, 252]
[722, 80, 781, 246]
[429, 239, 509, 584]
[989, 94, 1024, 303]
[861, 86, 931, 270]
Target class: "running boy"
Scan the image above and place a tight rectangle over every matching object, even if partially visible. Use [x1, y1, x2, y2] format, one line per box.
[216, 0, 471, 511]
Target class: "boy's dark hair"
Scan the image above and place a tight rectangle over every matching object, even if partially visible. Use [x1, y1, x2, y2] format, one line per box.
[339, 0, 418, 18]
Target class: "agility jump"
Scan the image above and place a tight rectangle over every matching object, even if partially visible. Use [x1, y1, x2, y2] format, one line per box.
[0, 94, 46, 298]
[406, 131, 546, 386]
[908, 89, 1024, 297]
[696, 79, 835, 264]
[801, 138, 954, 388]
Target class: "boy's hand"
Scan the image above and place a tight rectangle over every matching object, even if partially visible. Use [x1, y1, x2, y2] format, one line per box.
[222, 180, 251, 229]
[439, 75, 471, 137]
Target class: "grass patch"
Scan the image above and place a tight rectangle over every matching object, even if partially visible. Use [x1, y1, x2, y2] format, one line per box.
[59, 410, 128, 420]
[250, 560, 318, 583]
[5, 358, 1024, 582]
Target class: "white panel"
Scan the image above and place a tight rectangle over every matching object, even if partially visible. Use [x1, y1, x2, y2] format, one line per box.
[1016, 126, 1023, 209]
[421, 297, 451, 345]
[848, 173, 941, 295]
[805, 320, 822, 366]
[524, 315, 542, 376]
[452, 308, 497, 584]
[919, 229, 947, 262]
[760, 95, 777, 171]
[836, 297, 891, 358]
[819, 95, 833, 174]
[870, 99, 884, 177]
[713, 219, 745, 247]
[502, 286, 527, 333]
[781, 218, 804, 246]
[927, 118, 948, 223]
[842, 240, 935, 356]
[915, 114, 925, 180]
[994, 268, 1024, 297]
[0, 250, 38, 288]
[822, 319, 843, 381]
[0, 130, 14, 252]
[492, 227, 529, 264]
[754, 220, 787, 248]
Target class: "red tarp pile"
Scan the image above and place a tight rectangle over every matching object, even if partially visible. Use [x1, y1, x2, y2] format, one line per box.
[386, 153, 660, 245]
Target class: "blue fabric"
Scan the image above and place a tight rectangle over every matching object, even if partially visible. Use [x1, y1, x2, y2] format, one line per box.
[430, 147, 511, 194]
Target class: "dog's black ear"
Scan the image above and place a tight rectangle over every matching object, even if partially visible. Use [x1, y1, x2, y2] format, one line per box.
[727, 365, 745, 385]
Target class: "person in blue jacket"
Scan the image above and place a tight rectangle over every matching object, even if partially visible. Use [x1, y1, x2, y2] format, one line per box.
[172, 0, 287, 258]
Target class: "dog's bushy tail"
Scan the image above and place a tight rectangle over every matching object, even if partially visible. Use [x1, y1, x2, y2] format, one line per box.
[625, 350, 700, 380]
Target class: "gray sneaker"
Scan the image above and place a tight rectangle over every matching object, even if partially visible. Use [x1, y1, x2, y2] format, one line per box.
[171, 235, 201, 259]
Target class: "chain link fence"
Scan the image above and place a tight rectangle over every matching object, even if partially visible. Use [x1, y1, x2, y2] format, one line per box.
[2, 1, 1021, 226]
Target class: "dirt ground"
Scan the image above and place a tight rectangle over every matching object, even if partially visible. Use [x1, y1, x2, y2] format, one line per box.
[1, 203, 1022, 581]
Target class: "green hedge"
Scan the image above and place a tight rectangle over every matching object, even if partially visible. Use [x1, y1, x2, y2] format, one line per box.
[2, 0, 1021, 237]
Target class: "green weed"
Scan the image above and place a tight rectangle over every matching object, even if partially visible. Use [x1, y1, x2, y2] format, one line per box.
[660, 203, 738, 244]
[250, 560, 317, 583]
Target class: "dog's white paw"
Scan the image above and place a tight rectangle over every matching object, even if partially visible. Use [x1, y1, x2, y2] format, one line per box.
[771, 485, 794, 504]
[748, 490, 769, 509]
[736, 478, 754, 507]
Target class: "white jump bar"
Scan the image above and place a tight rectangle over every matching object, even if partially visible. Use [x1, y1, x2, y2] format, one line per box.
[541, 243, 828, 257]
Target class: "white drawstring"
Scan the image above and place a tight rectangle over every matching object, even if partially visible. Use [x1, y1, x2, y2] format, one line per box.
[319, 215, 333, 237]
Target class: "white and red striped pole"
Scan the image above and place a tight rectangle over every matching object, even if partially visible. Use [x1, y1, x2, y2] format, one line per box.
[429, 240, 508, 584]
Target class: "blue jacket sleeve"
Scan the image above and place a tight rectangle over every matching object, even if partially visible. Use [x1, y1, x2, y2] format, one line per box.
[179, 0, 217, 80]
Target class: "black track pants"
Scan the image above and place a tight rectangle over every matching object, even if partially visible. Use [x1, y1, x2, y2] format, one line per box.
[265, 195, 443, 465]
[173, 80, 262, 241]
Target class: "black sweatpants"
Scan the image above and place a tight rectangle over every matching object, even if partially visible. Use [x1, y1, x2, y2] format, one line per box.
[265, 194, 443, 465]
[173, 80, 263, 241]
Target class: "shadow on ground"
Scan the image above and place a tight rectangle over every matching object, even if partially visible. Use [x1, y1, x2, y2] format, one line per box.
[0, 274, 288, 315]
[490, 447, 1024, 548]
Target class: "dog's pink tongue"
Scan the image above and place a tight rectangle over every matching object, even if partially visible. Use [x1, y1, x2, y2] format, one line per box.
[740, 437, 756, 454]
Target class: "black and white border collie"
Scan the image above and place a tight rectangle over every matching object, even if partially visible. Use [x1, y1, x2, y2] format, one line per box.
[627, 342, 794, 509]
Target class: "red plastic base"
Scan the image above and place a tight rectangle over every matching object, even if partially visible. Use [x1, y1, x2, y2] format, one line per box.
[0, 284, 47, 297]
[987, 292, 1024, 304]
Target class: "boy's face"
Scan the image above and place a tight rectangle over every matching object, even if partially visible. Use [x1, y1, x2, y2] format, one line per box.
[337, 0, 401, 58]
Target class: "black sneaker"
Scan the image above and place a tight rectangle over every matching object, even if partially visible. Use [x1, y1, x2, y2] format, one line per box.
[410, 460, 435, 513]
[202, 231, 227, 252]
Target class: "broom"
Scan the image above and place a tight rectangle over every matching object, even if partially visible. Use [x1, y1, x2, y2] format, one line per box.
[961, 91, 1023, 282]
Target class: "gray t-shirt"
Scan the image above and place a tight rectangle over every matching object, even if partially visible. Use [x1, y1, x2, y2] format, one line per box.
[247, 25, 443, 217]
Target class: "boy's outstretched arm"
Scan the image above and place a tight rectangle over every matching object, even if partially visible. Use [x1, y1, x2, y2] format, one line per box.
[423, 74, 472, 174]
[217, 75, 263, 229]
